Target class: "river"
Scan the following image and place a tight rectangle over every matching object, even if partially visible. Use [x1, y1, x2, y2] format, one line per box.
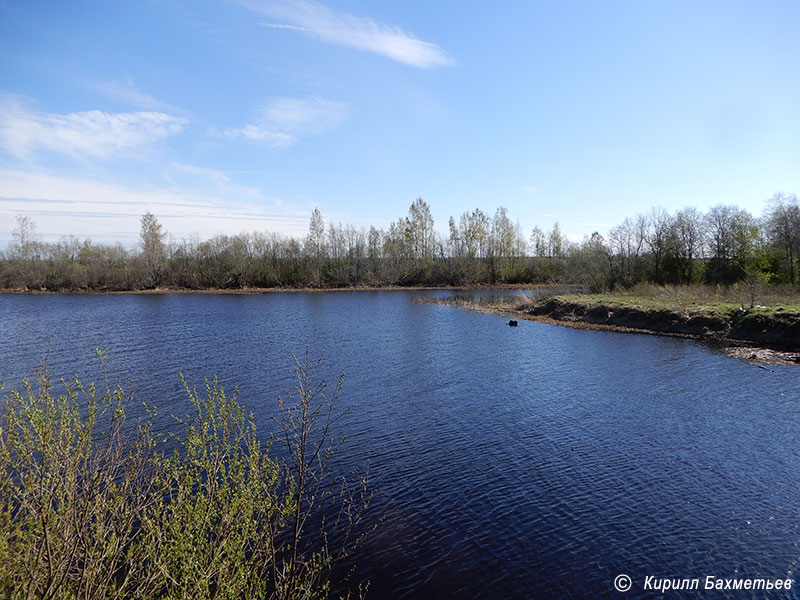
[1, 290, 798, 599]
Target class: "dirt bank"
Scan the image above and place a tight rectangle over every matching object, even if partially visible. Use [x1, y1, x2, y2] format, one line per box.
[525, 297, 800, 352]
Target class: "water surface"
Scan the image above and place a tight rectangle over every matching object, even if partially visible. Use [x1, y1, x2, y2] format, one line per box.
[1, 291, 798, 599]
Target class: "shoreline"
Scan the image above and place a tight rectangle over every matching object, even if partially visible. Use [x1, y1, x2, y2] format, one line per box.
[6, 284, 798, 365]
[0, 283, 542, 295]
[422, 295, 800, 366]
[524, 297, 800, 346]
[517, 311, 800, 366]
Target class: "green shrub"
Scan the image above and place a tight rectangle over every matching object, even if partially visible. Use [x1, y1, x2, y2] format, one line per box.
[0, 352, 370, 600]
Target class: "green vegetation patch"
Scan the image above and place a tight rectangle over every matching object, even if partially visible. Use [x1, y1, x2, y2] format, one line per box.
[0, 353, 371, 600]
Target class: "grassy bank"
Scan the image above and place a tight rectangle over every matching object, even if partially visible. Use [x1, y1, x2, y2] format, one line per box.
[547, 283, 800, 314]
[522, 285, 800, 357]
[419, 284, 800, 363]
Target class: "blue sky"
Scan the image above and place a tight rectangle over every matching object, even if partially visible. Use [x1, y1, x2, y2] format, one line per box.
[1, 0, 799, 247]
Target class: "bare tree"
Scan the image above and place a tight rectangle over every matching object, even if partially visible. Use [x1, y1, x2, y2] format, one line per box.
[406, 198, 435, 260]
[568, 232, 612, 291]
[460, 209, 489, 259]
[608, 217, 645, 285]
[303, 208, 327, 286]
[764, 192, 800, 283]
[705, 205, 737, 262]
[139, 212, 167, 288]
[548, 223, 564, 259]
[447, 216, 463, 258]
[490, 207, 513, 258]
[529, 225, 547, 258]
[7, 215, 44, 287]
[644, 207, 674, 283]
[674, 207, 704, 283]
[10, 215, 40, 260]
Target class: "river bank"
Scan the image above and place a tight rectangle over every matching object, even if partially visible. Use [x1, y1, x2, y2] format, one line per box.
[2, 282, 797, 597]
[0, 282, 543, 295]
[418, 291, 800, 365]
[523, 295, 800, 365]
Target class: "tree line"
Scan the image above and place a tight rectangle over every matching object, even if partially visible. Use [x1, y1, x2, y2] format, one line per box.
[2, 193, 799, 291]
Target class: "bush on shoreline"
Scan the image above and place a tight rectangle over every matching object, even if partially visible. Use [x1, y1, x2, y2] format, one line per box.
[0, 352, 370, 600]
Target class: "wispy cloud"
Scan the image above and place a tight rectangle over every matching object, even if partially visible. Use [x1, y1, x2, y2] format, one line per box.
[221, 96, 348, 147]
[240, 0, 454, 69]
[0, 94, 187, 160]
[164, 162, 264, 202]
[0, 169, 310, 245]
[89, 77, 172, 111]
[524, 186, 542, 193]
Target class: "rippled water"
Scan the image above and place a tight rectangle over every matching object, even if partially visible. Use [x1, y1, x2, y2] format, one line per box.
[1, 291, 798, 599]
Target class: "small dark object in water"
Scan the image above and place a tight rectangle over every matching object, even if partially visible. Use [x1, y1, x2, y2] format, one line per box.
[508, 320, 518, 327]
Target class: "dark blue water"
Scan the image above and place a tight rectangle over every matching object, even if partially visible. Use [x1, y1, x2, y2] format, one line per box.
[1, 291, 798, 599]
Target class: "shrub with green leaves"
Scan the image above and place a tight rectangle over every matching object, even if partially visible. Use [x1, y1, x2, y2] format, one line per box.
[0, 352, 370, 600]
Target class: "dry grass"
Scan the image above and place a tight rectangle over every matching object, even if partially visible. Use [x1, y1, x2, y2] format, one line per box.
[552, 284, 800, 316]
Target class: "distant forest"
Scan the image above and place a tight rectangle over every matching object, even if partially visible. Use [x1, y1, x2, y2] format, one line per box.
[2, 193, 799, 292]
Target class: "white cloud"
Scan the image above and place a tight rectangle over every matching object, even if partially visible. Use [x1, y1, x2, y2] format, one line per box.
[0, 169, 311, 246]
[226, 125, 295, 146]
[524, 186, 542, 193]
[89, 77, 171, 111]
[164, 162, 264, 203]
[241, 0, 454, 69]
[0, 94, 187, 160]
[222, 96, 349, 147]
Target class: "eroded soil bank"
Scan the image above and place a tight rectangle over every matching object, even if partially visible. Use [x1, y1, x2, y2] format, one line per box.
[524, 297, 800, 365]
